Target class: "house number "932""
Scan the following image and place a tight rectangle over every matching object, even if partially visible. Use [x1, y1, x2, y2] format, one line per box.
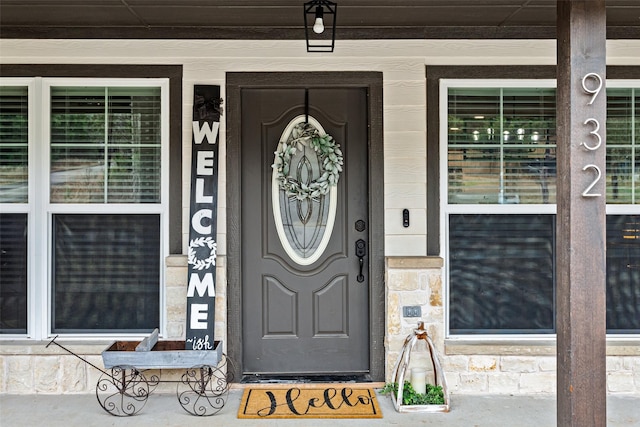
[580, 72, 603, 198]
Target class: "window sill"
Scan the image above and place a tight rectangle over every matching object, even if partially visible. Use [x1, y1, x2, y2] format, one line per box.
[445, 337, 640, 356]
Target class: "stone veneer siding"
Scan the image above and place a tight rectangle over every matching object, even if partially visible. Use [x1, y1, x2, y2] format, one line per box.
[0, 255, 638, 394]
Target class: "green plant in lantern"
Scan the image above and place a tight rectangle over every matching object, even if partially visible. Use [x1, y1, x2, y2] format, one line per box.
[380, 381, 445, 405]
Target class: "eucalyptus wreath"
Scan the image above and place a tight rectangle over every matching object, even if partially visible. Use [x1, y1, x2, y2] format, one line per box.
[272, 122, 343, 201]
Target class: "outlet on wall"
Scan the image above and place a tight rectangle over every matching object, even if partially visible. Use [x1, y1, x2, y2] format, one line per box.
[403, 306, 422, 317]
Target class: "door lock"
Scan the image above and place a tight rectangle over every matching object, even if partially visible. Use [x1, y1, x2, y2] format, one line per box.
[355, 239, 366, 282]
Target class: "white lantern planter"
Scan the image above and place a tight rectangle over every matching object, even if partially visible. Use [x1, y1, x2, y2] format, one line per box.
[389, 322, 450, 413]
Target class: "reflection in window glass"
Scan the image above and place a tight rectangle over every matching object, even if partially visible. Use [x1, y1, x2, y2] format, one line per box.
[607, 89, 638, 204]
[0, 86, 28, 204]
[448, 88, 556, 204]
[50, 87, 162, 203]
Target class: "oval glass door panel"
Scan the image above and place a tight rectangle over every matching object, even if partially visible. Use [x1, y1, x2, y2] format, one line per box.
[272, 115, 338, 266]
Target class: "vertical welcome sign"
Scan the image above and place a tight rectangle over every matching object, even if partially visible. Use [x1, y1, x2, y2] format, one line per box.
[186, 85, 221, 350]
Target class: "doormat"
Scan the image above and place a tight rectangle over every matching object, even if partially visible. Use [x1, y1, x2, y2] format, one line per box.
[237, 386, 383, 419]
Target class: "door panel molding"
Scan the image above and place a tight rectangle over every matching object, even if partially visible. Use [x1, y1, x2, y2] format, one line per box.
[226, 71, 384, 381]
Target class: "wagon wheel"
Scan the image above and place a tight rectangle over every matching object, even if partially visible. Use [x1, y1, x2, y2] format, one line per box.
[96, 365, 150, 416]
[176, 355, 231, 416]
[142, 369, 161, 395]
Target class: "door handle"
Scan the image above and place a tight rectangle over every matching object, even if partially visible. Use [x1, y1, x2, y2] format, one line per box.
[355, 239, 366, 282]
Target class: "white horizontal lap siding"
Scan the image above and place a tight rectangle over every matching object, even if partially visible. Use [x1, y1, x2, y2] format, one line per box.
[4, 39, 638, 65]
[607, 41, 640, 65]
[0, 39, 562, 61]
[383, 71, 427, 254]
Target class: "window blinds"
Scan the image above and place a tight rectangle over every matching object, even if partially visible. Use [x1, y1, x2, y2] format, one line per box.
[50, 86, 162, 203]
[0, 86, 29, 203]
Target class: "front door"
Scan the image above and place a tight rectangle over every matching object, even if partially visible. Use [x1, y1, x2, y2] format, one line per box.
[239, 86, 369, 376]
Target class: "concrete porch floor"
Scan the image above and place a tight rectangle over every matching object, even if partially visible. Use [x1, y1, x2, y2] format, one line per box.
[1, 390, 639, 426]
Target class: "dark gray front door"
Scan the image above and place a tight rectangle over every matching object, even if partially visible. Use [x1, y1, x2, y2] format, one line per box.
[240, 87, 369, 375]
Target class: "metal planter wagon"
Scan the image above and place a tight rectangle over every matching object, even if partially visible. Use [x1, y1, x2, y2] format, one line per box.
[48, 329, 231, 417]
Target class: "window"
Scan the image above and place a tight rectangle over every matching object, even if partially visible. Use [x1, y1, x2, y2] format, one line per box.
[0, 82, 30, 334]
[0, 77, 169, 338]
[49, 86, 163, 204]
[447, 86, 557, 205]
[442, 79, 640, 336]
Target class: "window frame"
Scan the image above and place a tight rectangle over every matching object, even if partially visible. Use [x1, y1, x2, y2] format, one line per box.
[440, 77, 640, 341]
[0, 73, 176, 340]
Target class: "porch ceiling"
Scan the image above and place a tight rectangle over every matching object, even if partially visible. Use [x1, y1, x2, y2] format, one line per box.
[1, 0, 639, 40]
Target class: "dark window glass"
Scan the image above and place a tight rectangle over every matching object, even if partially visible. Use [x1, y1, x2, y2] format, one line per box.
[449, 214, 555, 334]
[52, 214, 160, 333]
[607, 215, 640, 333]
[0, 213, 28, 334]
[449, 213, 640, 334]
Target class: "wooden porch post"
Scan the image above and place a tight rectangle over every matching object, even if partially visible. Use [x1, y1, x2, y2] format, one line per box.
[556, 1, 607, 426]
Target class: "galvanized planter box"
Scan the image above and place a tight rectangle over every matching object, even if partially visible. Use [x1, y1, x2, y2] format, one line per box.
[96, 329, 228, 417]
[101, 329, 222, 369]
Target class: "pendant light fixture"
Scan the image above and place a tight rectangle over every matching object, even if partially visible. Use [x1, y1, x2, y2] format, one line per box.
[303, 0, 337, 52]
